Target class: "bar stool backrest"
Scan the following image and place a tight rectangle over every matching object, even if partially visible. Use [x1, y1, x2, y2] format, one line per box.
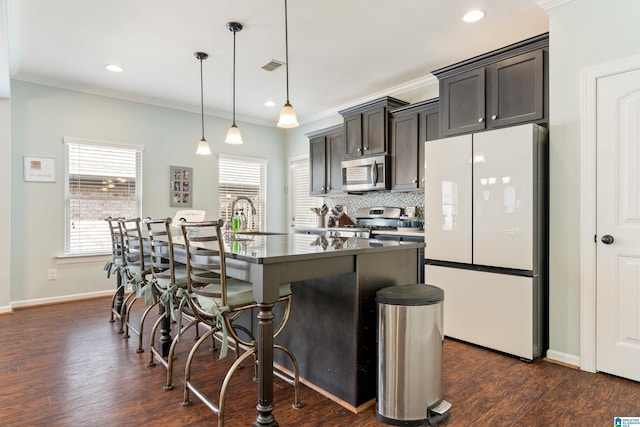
[143, 217, 176, 285]
[105, 216, 124, 266]
[118, 217, 148, 273]
[180, 219, 228, 306]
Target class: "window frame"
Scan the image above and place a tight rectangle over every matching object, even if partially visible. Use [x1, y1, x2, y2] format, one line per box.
[63, 137, 143, 256]
[218, 154, 267, 231]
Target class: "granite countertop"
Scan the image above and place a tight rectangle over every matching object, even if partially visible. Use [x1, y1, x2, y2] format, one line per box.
[224, 233, 424, 264]
[371, 229, 425, 238]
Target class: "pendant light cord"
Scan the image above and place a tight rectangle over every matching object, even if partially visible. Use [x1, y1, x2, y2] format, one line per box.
[232, 30, 237, 126]
[284, 0, 290, 103]
[200, 56, 205, 140]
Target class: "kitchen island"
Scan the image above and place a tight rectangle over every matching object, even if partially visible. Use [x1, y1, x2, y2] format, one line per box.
[219, 233, 424, 423]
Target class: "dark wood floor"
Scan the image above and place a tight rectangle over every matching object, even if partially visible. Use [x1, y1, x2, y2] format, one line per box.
[1, 296, 639, 426]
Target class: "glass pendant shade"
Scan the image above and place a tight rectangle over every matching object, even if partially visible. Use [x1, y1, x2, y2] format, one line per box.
[196, 137, 212, 155]
[225, 124, 243, 144]
[277, 102, 299, 128]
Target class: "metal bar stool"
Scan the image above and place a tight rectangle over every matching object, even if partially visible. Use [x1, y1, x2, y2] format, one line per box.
[179, 219, 301, 426]
[105, 216, 126, 333]
[118, 217, 153, 351]
[144, 217, 202, 390]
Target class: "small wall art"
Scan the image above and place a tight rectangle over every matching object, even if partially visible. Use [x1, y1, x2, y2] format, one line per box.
[170, 166, 193, 207]
[23, 156, 56, 182]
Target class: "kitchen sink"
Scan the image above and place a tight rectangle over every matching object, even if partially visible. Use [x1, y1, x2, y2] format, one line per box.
[233, 231, 287, 236]
[224, 231, 287, 241]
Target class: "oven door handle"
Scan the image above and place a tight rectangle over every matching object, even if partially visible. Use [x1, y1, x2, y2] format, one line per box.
[371, 159, 378, 184]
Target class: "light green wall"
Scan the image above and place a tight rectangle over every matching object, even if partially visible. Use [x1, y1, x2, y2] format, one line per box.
[0, 98, 10, 311]
[547, 0, 640, 358]
[9, 81, 287, 304]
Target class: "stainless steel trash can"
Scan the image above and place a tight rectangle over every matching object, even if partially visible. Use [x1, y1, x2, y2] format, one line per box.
[376, 284, 451, 426]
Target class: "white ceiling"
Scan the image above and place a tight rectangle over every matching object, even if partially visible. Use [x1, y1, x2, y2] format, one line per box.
[5, 0, 549, 126]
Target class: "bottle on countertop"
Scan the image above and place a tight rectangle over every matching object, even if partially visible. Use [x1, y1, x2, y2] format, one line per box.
[240, 209, 247, 231]
[232, 211, 240, 232]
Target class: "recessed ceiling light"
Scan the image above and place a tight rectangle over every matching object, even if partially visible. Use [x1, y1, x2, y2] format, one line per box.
[105, 64, 124, 73]
[463, 10, 485, 23]
[264, 100, 276, 107]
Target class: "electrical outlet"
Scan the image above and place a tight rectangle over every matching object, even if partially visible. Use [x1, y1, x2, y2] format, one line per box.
[48, 268, 57, 280]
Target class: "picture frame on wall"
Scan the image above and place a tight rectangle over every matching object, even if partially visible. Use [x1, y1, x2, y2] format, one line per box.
[23, 156, 56, 182]
[170, 166, 193, 207]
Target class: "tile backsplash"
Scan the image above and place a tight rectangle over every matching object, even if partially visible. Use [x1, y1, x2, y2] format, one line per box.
[320, 191, 424, 221]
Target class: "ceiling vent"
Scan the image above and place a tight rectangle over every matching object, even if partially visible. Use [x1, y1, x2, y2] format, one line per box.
[262, 60, 284, 72]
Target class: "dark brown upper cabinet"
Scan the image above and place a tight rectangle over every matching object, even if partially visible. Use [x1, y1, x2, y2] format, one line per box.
[434, 33, 548, 138]
[307, 125, 345, 196]
[339, 97, 408, 159]
[390, 99, 439, 191]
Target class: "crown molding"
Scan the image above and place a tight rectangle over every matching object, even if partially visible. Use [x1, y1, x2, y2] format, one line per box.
[302, 74, 438, 124]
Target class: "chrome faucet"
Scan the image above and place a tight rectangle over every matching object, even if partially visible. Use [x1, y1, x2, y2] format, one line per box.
[231, 196, 257, 230]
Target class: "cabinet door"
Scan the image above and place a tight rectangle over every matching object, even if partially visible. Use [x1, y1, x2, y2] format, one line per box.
[363, 106, 387, 155]
[418, 107, 440, 188]
[309, 136, 327, 195]
[487, 50, 544, 128]
[440, 68, 486, 137]
[391, 113, 419, 191]
[326, 130, 345, 194]
[344, 114, 363, 158]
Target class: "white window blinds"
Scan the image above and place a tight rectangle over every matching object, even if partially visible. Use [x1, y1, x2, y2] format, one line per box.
[218, 154, 267, 231]
[64, 138, 142, 255]
[290, 157, 316, 227]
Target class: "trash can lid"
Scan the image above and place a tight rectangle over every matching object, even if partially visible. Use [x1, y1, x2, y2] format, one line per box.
[376, 284, 444, 306]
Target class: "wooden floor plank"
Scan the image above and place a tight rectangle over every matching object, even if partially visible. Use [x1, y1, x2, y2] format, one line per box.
[0, 297, 639, 426]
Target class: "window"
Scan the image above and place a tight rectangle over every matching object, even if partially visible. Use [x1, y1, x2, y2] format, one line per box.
[64, 138, 143, 255]
[218, 154, 267, 231]
[289, 156, 316, 228]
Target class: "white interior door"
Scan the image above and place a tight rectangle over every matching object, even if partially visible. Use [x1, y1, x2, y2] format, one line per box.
[596, 67, 640, 382]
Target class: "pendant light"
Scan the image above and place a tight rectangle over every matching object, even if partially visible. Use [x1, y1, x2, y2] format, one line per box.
[195, 51, 212, 155]
[225, 22, 243, 144]
[277, 0, 299, 128]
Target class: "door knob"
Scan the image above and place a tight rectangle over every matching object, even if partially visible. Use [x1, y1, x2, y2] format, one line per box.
[601, 235, 614, 244]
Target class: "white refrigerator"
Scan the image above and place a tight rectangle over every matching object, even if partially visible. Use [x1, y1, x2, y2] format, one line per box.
[424, 123, 547, 360]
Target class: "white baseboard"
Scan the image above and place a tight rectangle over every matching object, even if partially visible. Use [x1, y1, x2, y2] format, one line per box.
[0, 305, 12, 314]
[545, 349, 581, 369]
[10, 290, 114, 309]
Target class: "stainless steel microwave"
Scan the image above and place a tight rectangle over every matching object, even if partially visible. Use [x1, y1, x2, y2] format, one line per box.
[341, 155, 390, 192]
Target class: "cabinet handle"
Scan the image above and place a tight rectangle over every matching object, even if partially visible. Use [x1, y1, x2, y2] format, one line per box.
[478, 117, 484, 123]
[491, 114, 497, 120]
[364, 147, 369, 151]
[413, 178, 418, 183]
[357, 147, 361, 152]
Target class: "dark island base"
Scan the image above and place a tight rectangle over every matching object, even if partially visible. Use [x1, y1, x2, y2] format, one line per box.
[274, 249, 419, 410]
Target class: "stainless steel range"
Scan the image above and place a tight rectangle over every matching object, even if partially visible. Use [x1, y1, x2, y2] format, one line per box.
[325, 206, 425, 282]
[325, 207, 403, 238]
